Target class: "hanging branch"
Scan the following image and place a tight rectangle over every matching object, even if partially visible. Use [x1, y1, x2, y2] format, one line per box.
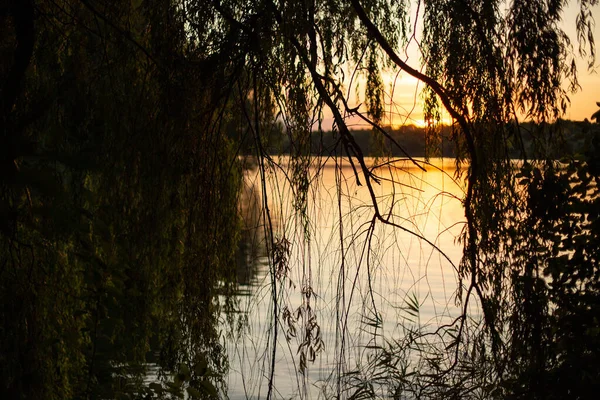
[349, 0, 507, 366]
[264, 0, 458, 272]
[349, 0, 477, 168]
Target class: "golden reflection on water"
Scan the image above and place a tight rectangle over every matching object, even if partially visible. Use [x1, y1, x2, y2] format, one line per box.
[228, 156, 468, 399]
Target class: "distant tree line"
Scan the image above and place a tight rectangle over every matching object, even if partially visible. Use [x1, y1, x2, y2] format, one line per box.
[238, 119, 600, 159]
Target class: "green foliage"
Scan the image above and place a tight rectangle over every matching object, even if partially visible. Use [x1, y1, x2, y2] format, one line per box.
[498, 132, 600, 398]
[1, 1, 243, 398]
[2, 0, 600, 398]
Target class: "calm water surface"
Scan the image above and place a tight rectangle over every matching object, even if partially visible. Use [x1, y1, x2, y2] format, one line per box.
[225, 157, 467, 399]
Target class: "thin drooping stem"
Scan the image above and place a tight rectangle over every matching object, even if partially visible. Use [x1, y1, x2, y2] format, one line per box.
[349, 0, 503, 360]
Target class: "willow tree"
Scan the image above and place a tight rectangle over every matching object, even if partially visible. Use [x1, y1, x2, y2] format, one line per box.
[189, 0, 600, 398]
[2, 0, 599, 399]
[1, 1, 245, 398]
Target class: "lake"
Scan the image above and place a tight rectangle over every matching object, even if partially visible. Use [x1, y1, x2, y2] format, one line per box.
[225, 156, 469, 399]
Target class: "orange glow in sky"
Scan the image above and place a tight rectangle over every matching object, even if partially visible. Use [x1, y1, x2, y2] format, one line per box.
[319, 2, 600, 129]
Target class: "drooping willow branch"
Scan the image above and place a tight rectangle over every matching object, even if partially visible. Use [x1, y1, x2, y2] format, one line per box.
[220, 0, 486, 377]
[316, 71, 427, 172]
[78, 0, 161, 68]
[348, 0, 477, 169]
[235, 70, 280, 400]
[264, 0, 458, 273]
[350, 0, 505, 366]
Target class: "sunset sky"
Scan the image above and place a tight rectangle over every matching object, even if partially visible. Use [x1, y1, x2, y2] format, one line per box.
[561, 1, 600, 121]
[321, 1, 600, 129]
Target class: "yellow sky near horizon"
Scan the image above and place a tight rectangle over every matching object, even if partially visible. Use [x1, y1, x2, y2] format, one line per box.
[561, 1, 600, 121]
[319, 1, 600, 129]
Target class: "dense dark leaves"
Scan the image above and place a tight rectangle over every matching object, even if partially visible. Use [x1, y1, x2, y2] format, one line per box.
[1, 1, 242, 399]
[1, 0, 599, 398]
[501, 129, 600, 398]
